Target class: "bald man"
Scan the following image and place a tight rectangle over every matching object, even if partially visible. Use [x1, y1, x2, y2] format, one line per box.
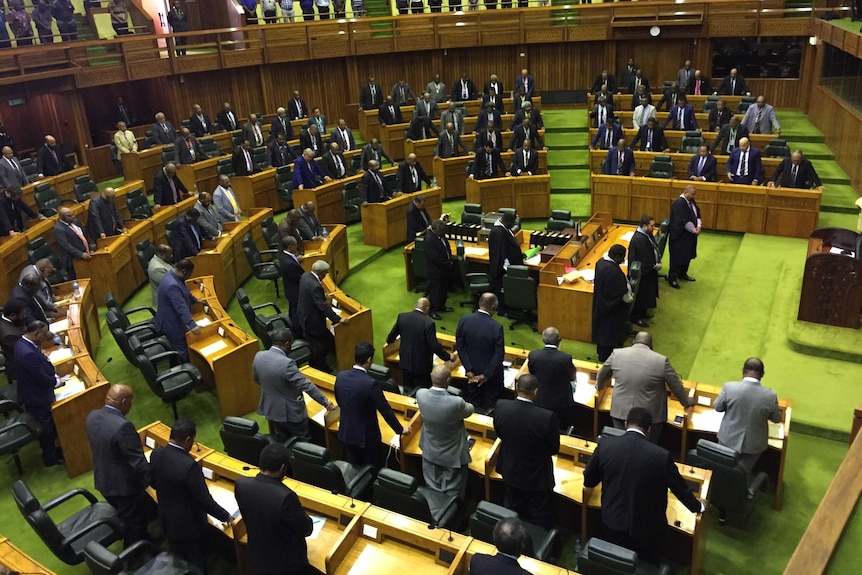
[54, 207, 91, 279]
[37, 135, 70, 177]
[86, 384, 152, 547]
[396, 153, 432, 194]
[386, 298, 455, 392]
[86, 187, 126, 241]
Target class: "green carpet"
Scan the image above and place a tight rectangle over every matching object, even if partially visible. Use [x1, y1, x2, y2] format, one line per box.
[820, 184, 859, 213]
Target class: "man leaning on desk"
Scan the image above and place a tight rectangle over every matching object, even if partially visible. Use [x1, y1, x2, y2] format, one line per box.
[154, 258, 200, 363]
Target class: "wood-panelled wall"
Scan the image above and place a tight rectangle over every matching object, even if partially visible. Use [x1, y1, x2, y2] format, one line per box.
[809, 85, 862, 192]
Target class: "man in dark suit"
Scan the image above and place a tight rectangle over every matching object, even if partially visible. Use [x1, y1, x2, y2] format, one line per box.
[268, 133, 296, 168]
[242, 114, 266, 149]
[86, 384, 152, 548]
[396, 154, 432, 194]
[592, 244, 632, 361]
[12, 274, 54, 323]
[455, 293, 505, 412]
[514, 69, 535, 97]
[656, 81, 683, 112]
[708, 99, 733, 132]
[687, 70, 711, 96]
[475, 126, 504, 153]
[493, 374, 559, 528]
[114, 97, 134, 127]
[292, 149, 330, 191]
[386, 298, 453, 392]
[630, 117, 669, 153]
[688, 145, 717, 182]
[54, 207, 92, 279]
[469, 518, 533, 575]
[473, 102, 503, 133]
[523, 327, 575, 429]
[86, 187, 125, 241]
[770, 150, 823, 190]
[452, 72, 478, 101]
[378, 96, 404, 128]
[150, 112, 176, 146]
[602, 139, 636, 176]
[620, 58, 637, 91]
[360, 160, 389, 205]
[321, 142, 349, 180]
[0, 188, 44, 236]
[174, 128, 207, 165]
[584, 407, 704, 565]
[719, 68, 750, 96]
[423, 220, 455, 318]
[591, 70, 617, 94]
[592, 85, 616, 110]
[630, 85, 653, 112]
[278, 236, 304, 326]
[150, 419, 233, 572]
[711, 117, 749, 155]
[481, 87, 504, 114]
[297, 201, 325, 241]
[590, 94, 616, 129]
[0, 146, 28, 192]
[300, 125, 324, 157]
[287, 91, 308, 121]
[36, 135, 70, 176]
[662, 94, 698, 131]
[235, 444, 314, 575]
[154, 259, 200, 362]
[590, 118, 623, 151]
[471, 142, 508, 180]
[413, 92, 439, 120]
[626, 69, 650, 94]
[667, 185, 701, 289]
[0, 299, 28, 383]
[628, 216, 661, 328]
[329, 119, 357, 152]
[434, 123, 468, 159]
[270, 107, 294, 143]
[360, 138, 395, 170]
[216, 102, 239, 132]
[188, 104, 212, 138]
[296, 261, 343, 372]
[488, 211, 523, 314]
[726, 137, 763, 186]
[335, 342, 407, 467]
[508, 118, 545, 152]
[359, 76, 384, 112]
[404, 116, 439, 142]
[152, 163, 188, 209]
[511, 139, 539, 176]
[170, 208, 213, 261]
[406, 195, 434, 241]
[232, 139, 257, 177]
[483, 74, 504, 98]
[510, 101, 544, 131]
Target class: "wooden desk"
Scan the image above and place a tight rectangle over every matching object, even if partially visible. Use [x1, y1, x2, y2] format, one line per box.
[73, 233, 136, 305]
[403, 138, 438, 172]
[608, 93, 743, 111]
[588, 149, 784, 183]
[293, 166, 398, 226]
[300, 224, 350, 286]
[588, 127, 778, 154]
[378, 122, 409, 161]
[321, 276, 374, 371]
[434, 151, 548, 201]
[0, 535, 57, 574]
[20, 166, 89, 211]
[466, 174, 550, 219]
[122, 146, 167, 192]
[361, 188, 442, 249]
[176, 155, 222, 196]
[232, 167, 290, 212]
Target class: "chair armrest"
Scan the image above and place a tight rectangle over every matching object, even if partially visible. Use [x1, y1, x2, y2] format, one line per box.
[0, 419, 37, 441]
[253, 262, 278, 272]
[61, 199, 79, 204]
[117, 539, 159, 564]
[61, 516, 122, 550]
[124, 306, 157, 319]
[747, 471, 769, 499]
[252, 302, 282, 314]
[40, 208, 58, 217]
[148, 350, 183, 369]
[345, 464, 375, 493]
[0, 399, 22, 415]
[533, 527, 561, 562]
[125, 324, 161, 340]
[44, 488, 98, 511]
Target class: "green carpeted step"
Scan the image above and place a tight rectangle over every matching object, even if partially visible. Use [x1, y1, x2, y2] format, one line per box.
[542, 110, 588, 129]
[784, 141, 833, 160]
[776, 112, 825, 143]
[817, 211, 860, 230]
[815, 161, 852, 185]
[363, 0, 392, 17]
[550, 192, 593, 219]
[820, 184, 860, 213]
[548, 162, 589, 170]
[550, 168, 590, 191]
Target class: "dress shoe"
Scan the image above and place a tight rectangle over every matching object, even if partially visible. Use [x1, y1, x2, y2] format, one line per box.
[669, 280, 681, 289]
[429, 312, 442, 320]
[632, 319, 650, 328]
[681, 275, 696, 282]
[442, 307, 454, 312]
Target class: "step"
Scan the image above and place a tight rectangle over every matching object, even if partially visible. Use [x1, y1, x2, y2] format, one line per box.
[785, 142, 833, 160]
[816, 162, 852, 185]
[548, 162, 589, 170]
[550, 192, 593, 219]
[550, 168, 590, 191]
[817, 211, 860, 230]
[820, 184, 860, 213]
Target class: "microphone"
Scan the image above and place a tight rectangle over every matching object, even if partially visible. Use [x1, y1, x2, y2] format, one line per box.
[95, 357, 113, 381]
[227, 323, 248, 341]
[349, 492, 355, 509]
[509, 341, 526, 352]
[446, 527, 453, 542]
[195, 441, 201, 453]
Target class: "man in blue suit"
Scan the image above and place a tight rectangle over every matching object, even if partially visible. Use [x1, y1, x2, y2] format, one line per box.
[662, 94, 698, 131]
[603, 139, 636, 176]
[455, 293, 505, 412]
[726, 137, 763, 186]
[335, 342, 408, 467]
[15, 320, 64, 466]
[292, 148, 331, 191]
[590, 118, 623, 151]
[154, 259, 200, 362]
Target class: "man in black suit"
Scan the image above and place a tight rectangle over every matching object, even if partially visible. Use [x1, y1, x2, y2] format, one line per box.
[711, 117, 749, 155]
[473, 102, 503, 133]
[0, 299, 28, 383]
[488, 211, 523, 313]
[667, 185, 700, 289]
[688, 145, 717, 182]
[12, 274, 56, 323]
[471, 142, 508, 180]
[404, 116, 438, 142]
[287, 91, 308, 121]
[170, 208, 213, 260]
[378, 96, 404, 127]
[508, 118, 545, 152]
[493, 374, 559, 528]
[626, 69, 650, 94]
[232, 139, 257, 177]
[216, 102, 239, 132]
[522, 327, 576, 429]
[434, 123, 468, 160]
[592, 243, 632, 362]
[300, 125, 324, 157]
[656, 81, 683, 112]
[150, 112, 176, 146]
[335, 342, 407, 467]
[591, 70, 617, 94]
[423, 220, 455, 318]
[0, 188, 44, 236]
[603, 139, 636, 176]
[359, 76, 384, 112]
[386, 297, 454, 392]
[770, 150, 824, 191]
[628, 216, 661, 328]
[150, 419, 233, 572]
[406, 195, 434, 241]
[297, 201, 324, 240]
[360, 138, 395, 170]
[188, 104, 212, 138]
[114, 97, 134, 127]
[620, 58, 637, 91]
[296, 261, 343, 372]
[54, 207, 92, 279]
[174, 127, 207, 165]
[719, 68, 750, 97]
[483, 74, 504, 98]
[687, 69, 711, 96]
[152, 163, 188, 209]
[235, 443, 313, 575]
[475, 126, 504, 153]
[86, 384, 152, 548]
[590, 95, 615, 129]
[278, 236, 304, 326]
[511, 139, 539, 176]
[268, 133, 296, 168]
[455, 293, 505, 412]
[321, 142, 349, 180]
[451, 72, 478, 101]
[270, 107, 294, 143]
[86, 187, 125, 241]
[36, 135, 70, 177]
[360, 160, 390, 205]
[396, 154, 432, 194]
[16, 321, 63, 466]
[584, 407, 704, 565]
[482, 87, 504, 114]
[329, 119, 356, 153]
[469, 517, 533, 575]
[708, 99, 733, 132]
[630, 117, 669, 153]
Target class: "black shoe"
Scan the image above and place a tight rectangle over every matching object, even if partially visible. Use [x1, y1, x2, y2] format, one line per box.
[669, 281, 681, 289]
[632, 319, 650, 328]
[645, 312, 655, 319]
[442, 307, 454, 312]
[429, 312, 442, 320]
[681, 275, 696, 282]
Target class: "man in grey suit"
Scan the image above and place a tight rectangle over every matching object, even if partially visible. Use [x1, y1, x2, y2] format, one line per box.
[193, 192, 222, 237]
[253, 328, 336, 441]
[0, 146, 28, 191]
[426, 75, 447, 104]
[413, 92, 439, 120]
[596, 332, 693, 443]
[416, 364, 474, 499]
[715, 357, 781, 473]
[147, 244, 173, 307]
[440, 101, 465, 136]
[150, 112, 176, 146]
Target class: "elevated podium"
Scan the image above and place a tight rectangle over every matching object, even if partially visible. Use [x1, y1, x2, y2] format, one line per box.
[466, 174, 550, 219]
[361, 188, 442, 249]
[798, 227, 862, 329]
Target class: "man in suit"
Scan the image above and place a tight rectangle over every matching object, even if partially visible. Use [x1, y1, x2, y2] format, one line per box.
[423, 220, 455, 318]
[591, 70, 617, 94]
[741, 96, 781, 135]
[114, 121, 139, 160]
[358, 139, 393, 172]
[152, 162, 188, 209]
[335, 342, 407, 467]
[254, 328, 335, 442]
[0, 299, 27, 383]
[154, 259, 200, 361]
[770, 150, 823, 191]
[688, 145, 717, 182]
[469, 518, 533, 575]
[726, 137, 763, 186]
[308, 107, 327, 135]
[584, 407, 704, 565]
[677, 60, 694, 92]
[603, 139, 636, 176]
[269, 107, 294, 143]
[483, 74, 504, 98]
[232, 139, 258, 177]
[426, 74, 447, 104]
[687, 69, 711, 96]
[86, 384, 152, 548]
[54, 207, 92, 279]
[414, 91, 440, 120]
[147, 244, 173, 307]
[619, 58, 637, 90]
[416, 364, 473, 499]
[359, 76, 384, 112]
[630, 85, 653, 112]
[631, 96, 657, 129]
[300, 125, 324, 157]
[216, 102, 239, 132]
[114, 97, 134, 127]
[482, 86, 505, 114]
[508, 118, 545, 152]
[17, 259, 57, 314]
[391, 79, 415, 106]
[592, 84, 616, 109]
[406, 195, 434, 242]
[287, 91, 308, 121]
[656, 81, 684, 112]
[36, 135, 70, 177]
[471, 142, 508, 180]
[242, 114, 266, 149]
[708, 98, 733, 132]
[86, 187, 125, 241]
[405, 116, 439, 142]
[433, 123, 467, 160]
[511, 139, 539, 176]
[150, 419, 233, 572]
[711, 117, 749, 155]
[297, 201, 325, 240]
[0, 146, 28, 192]
[590, 118, 623, 151]
[386, 298, 453, 391]
[488, 212, 523, 314]
[150, 112, 176, 146]
[493, 374, 559, 528]
[188, 104, 212, 138]
[0, 188, 44, 236]
[278, 236, 304, 326]
[510, 101, 544, 131]
[452, 72, 478, 102]
[12, 274, 55, 323]
[329, 119, 356, 153]
[292, 148, 330, 191]
[440, 101, 465, 136]
[715, 357, 782, 475]
[455, 293, 505, 412]
[194, 192, 222, 237]
[631, 117, 669, 153]
[475, 125, 504, 153]
[174, 127, 207, 165]
[592, 244, 632, 361]
[278, 210, 305, 256]
[667, 185, 701, 289]
[235, 444, 314, 575]
[515, 68, 535, 97]
[627, 216, 661, 326]
[360, 160, 390, 205]
[396, 154, 432, 193]
[378, 96, 404, 128]
[627, 68, 650, 95]
[589, 95, 615, 129]
[212, 175, 241, 223]
[297, 261, 344, 372]
[321, 142, 349, 181]
[520, 327, 575, 429]
[719, 68, 750, 97]
[663, 94, 698, 131]
[268, 132, 296, 168]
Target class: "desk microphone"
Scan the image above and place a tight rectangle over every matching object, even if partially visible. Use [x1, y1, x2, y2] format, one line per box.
[227, 323, 248, 341]
[446, 527, 453, 542]
[509, 341, 526, 353]
[95, 357, 113, 381]
[195, 441, 201, 453]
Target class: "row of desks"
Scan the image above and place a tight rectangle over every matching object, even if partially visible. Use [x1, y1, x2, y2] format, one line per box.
[588, 127, 780, 153]
[406, 129, 547, 172]
[588, 149, 788, 183]
[597, 94, 747, 112]
[433, 150, 548, 200]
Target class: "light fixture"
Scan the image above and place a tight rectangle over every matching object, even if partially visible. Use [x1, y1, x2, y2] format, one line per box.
[809, 36, 817, 46]
[649, 25, 661, 37]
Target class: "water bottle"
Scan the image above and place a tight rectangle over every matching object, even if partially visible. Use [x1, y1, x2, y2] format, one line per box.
[431, 176, 438, 188]
[72, 280, 80, 300]
[321, 227, 329, 242]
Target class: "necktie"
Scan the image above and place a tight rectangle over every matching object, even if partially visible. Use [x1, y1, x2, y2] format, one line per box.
[448, 133, 453, 151]
[244, 149, 252, 172]
[229, 112, 236, 130]
[523, 150, 528, 168]
[50, 147, 58, 164]
[161, 123, 167, 133]
[672, 93, 677, 107]
[754, 110, 762, 134]
[168, 174, 177, 203]
[525, 128, 530, 143]
[617, 152, 623, 175]
[224, 188, 239, 216]
[373, 171, 382, 192]
[254, 125, 262, 145]
[599, 107, 605, 126]
[731, 79, 736, 94]
[70, 223, 90, 254]
[296, 100, 302, 116]
[341, 130, 349, 151]
[280, 118, 286, 134]
[490, 132, 496, 147]
[486, 153, 492, 176]
[695, 81, 701, 96]
[791, 164, 798, 186]
[678, 107, 683, 129]
[335, 155, 343, 177]
[399, 87, 405, 101]
[199, 114, 206, 129]
[606, 129, 612, 149]
[697, 157, 705, 176]
[636, 77, 641, 89]
[647, 130, 653, 151]
[192, 225, 200, 249]
[8, 158, 18, 174]
[370, 85, 376, 101]
[727, 130, 736, 154]
[741, 151, 748, 176]
[411, 167, 417, 185]
[462, 81, 468, 99]
[389, 106, 394, 120]
[187, 139, 195, 159]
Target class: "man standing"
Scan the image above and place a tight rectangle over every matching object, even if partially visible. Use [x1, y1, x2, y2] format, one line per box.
[270, 107, 294, 143]
[152, 163, 188, 209]
[189, 104, 212, 138]
[292, 149, 330, 191]
[715, 357, 781, 473]
[520, 327, 575, 429]
[469, 518, 533, 575]
[335, 342, 407, 467]
[741, 96, 780, 135]
[297, 201, 325, 240]
[37, 135, 70, 177]
[174, 127, 207, 165]
[592, 244, 632, 361]
[707, 99, 733, 132]
[86, 384, 151, 548]
[511, 139, 539, 177]
[426, 74, 447, 104]
[358, 76, 384, 112]
[322, 142, 349, 181]
[677, 60, 694, 92]
[493, 374, 559, 529]
[296, 261, 344, 372]
[662, 94, 697, 131]
[0, 147, 28, 192]
[602, 139, 635, 176]
[440, 102, 465, 136]
[471, 142, 508, 181]
[0, 299, 28, 383]
[171, 208, 213, 260]
[628, 215, 660, 327]
[451, 72, 478, 102]
[86, 187, 126, 241]
[53, 207, 91, 279]
[217, 102, 239, 132]
[12, 274, 56, 323]
[424, 220, 454, 319]
[150, 419, 233, 572]
[726, 137, 763, 186]
[154, 259, 200, 362]
[360, 160, 389, 205]
[770, 150, 823, 191]
[0, 187, 44, 236]
[488, 211, 523, 315]
[18, 259, 57, 313]
[719, 68, 750, 97]
[584, 407, 704, 565]
[242, 114, 265, 149]
[232, 139, 257, 177]
[455, 293, 504, 412]
[150, 112, 176, 146]
[667, 185, 700, 290]
[193, 192, 222, 237]
[688, 145, 717, 182]
[235, 444, 314, 575]
[359, 138, 395, 171]
[630, 117, 669, 153]
[406, 194, 433, 241]
[167, 1, 188, 55]
[147, 244, 173, 307]
[268, 133, 296, 169]
[254, 328, 336, 442]
[278, 236, 304, 326]
[396, 154, 432, 194]
[287, 91, 307, 121]
[435, 122, 468, 160]
[113, 122, 138, 158]
[590, 118, 622, 151]
[414, 92, 439, 120]
[711, 117, 749, 155]
[515, 69, 535, 97]
[386, 298, 454, 392]
[329, 119, 356, 153]
[213, 175, 241, 223]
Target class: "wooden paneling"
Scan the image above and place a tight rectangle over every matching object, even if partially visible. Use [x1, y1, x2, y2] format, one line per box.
[746, 79, 803, 110]
[809, 86, 862, 192]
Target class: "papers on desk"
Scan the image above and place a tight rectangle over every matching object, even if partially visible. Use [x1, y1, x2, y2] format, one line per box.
[50, 318, 70, 333]
[48, 347, 74, 364]
[196, 317, 212, 327]
[573, 380, 596, 405]
[619, 231, 635, 242]
[312, 406, 340, 428]
[208, 484, 241, 524]
[464, 247, 488, 258]
[579, 269, 596, 283]
[199, 339, 228, 357]
[769, 420, 785, 440]
[525, 254, 542, 266]
[503, 368, 518, 390]
[689, 409, 723, 432]
[54, 376, 86, 401]
[309, 516, 326, 540]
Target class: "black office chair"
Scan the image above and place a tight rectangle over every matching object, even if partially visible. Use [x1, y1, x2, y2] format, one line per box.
[763, 139, 790, 158]
[411, 237, 429, 294]
[128, 193, 153, 220]
[261, 216, 280, 249]
[20, 157, 39, 183]
[0, 399, 42, 474]
[702, 100, 717, 114]
[655, 217, 670, 279]
[105, 291, 158, 334]
[220, 416, 297, 467]
[290, 442, 374, 500]
[73, 175, 98, 203]
[199, 137, 221, 158]
[136, 353, 201, 420]
[235, 287, 290, 349]
[685, 439, 768, 525]
[160, 145, 175, 166]
[372, 468, 460, 529]
[253, 146, 268, 171]
[242, 234, 281, 298]
[343, 182, 362, 223]
[456, 241, 491, 308]
[469, 501, 561, 562]
[646, 155, 674, 179]
[680, 131, 704, 154]
[105, 310, 171, 366]
[599, 425, 626, 440]
[136, 238, 156, 274]
[275, 165, 294, 206]
[84, 540, 201, 575]
[351, 154, 362, 174]
[461, 203, 483, 225]
[128, 334, 181, 369]
[34, 182, 77, 217]
[502, 265, 538, 331]
[577, 537, 671, 575]
[12, 480, 123, 565]
[216, 157, 234, 177]
[547, 209, 574, 232]
[26, 237, 68, 284]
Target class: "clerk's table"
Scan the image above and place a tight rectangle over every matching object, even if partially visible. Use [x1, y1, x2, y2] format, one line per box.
[361, 188, 442, 249]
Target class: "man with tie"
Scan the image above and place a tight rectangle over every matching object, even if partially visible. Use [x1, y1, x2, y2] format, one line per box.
[662, 94, 698, 131]
[631, 117, 669, 153]
[626, 68, 650, 95]
[17, 259, 58, 314]
[770, 150, 824, 191]
[688, 145, 717, 182]
[154, 259, 201, 362]
[405, 116, 439, 142]
[592, 84, 616, 108]
[590, 95, 615, 128]
[0, 146, 28, 192]
[741, 96, 781, 135]
[153, 162, 188, 209]
[515, 68, 535, 97]
[602, 139, 636, 176]
[435, 122, 468, 160]
[147, 244, 174, 307]
[297, 202, 325, 241]
[54, 207, 91, 279]
[232, 139, 258, 177]
[321, 142, 350, 181]
[396, 153, 432, 193]
[406, 194, 433, 241]
[391, 79, 415, 106]
[149, 112, 176, 146]
[511, 101, 544, 131]
[628, 216, 662, 327]
[269, 107, 294, 143]
[360, 160, 390, 205]
[667, 185, 701, 289]
[711, 116, 749, 155]
[708, 98, 733, 132]
[193, 192, 221, 237]
[360, 138, 395, 171]
[719, 68, 750, 97]
[267, 132, 296, 168]
[329, 119, 356, 152]
[687, 69, 711, 96]
[511, 139, 539, 176]
[378, 96, 403, 127]
[488, 211, 523, 315]
[114, 121, 138, 160]
[114, 96, 133, 127]
[170, 208, 213, 261]
[242, 114, 265, 149]
[413, 91, 439, 120]
[12, 274, 58, 324]
[213, 175, 242, 223]
[452, 72, 478, 102]
[297, 261, 345, 372]
[308, 107, 326, 135]
[591, 118, 623, 151]
[440, 101, 465, 136]
[425, 74, 447, 104]
[287, 90, 308, 120]
[36, 135, 70, 177]
[471, 142, 508, 180]
[482, 87, 504, 113]
[591, 70, 617, 94]
[0, 188, 44, 236]
[657, 81, 683, 112]
[424, 220, 455, 318]
[278, 236, 304, 326]
[300, 125, 324, 157]
[188, 104, 212, 137]
[358, 76, 384, 112]
[483, 73, 504, 98]
[630, 85, 653, 112]
[173, 127, 207, 165]
[475, 125, 503, 154]
[676, 60, 694, 92]
[86, 187, 126, 241]
[217, 102, 239, 132]
[726, 137, 763, 186]
[292, 149, 329, 192]
[508, 117, 545, 152]
[632, 96, 657, 129]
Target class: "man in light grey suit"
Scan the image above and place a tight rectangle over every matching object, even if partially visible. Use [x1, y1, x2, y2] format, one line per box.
[0, 146, 28, 191]
[426, 75, 447, 104]
[596, 332, 694, 443]
[440, 102, 465, 136]
[147, 244, 173, 308]
[413, 92, 439, 120]
[715, 357, 781, 473]
[193, 192, 222, 238]
[253, 328, 336, 441]
[416, 364, 474, 499]
[212, 175, 241, 223]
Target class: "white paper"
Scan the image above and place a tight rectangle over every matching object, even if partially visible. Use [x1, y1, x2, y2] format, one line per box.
[574, 382, 597, 404]
[829, 247, 844, 255]
[503, 368, 517, 390]
[309, 516, 326, 539]
[50, 319, 70, 333]
[689, 409, 723, 432]
[464, 247, 488, 257]
[525, 254, 542, 266]
[208, 484, 241, 520]
[54, 377, 86, 401]
[389, 435, 400, 449]
[331, 307, 342, 317]
[768, 421, 785, 440]
[48, 347, 74, 364]
[196, 317, 212, 327]
[199, 340, 229, 356]
[145, 437, 156, 449]
[619, 231, 635, 242]
[201, 467, 215, 480]
[575, 371, 590, 387]
[696, 395, 712, 407]
[579, 269, 596, 283]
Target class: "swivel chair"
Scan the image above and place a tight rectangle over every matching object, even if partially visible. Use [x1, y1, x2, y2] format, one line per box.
[290, 442, 374, 500]
[372, 468, 459, 529]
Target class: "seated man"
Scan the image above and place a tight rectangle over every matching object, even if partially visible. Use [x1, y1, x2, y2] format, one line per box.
[688, 145, 717, 182]
[468, 518, 532, 575]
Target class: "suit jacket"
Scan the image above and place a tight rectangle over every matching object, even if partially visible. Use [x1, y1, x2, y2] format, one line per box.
[583, 431, 701, 539]
[488, 224, 523, 282]
[772, 158, 821, 189]
[188, 113, 213, 137]
[596, 343, 690, 423]
[152, 168, 188, 206]
[296, 272, 340, 338]
[278, 250, 304, 312]
[11, 284, 49, 324]
[711, 123, 749, 154]
[455, 311, 504, 382]
[232, 146, 257, 176]
[619, 65, 637, 91]
[627, 229, 659, 280]
[719, 75, 749, 96]
[426, 81, 447, 103]
[469, 553, 532, 575]
[213, 185, 240, 223]
[630, 126, 668, 153]
[147, 255, 172, 307]
[357, 145, 391, 172]
[287, 98, 308, 120]
[688, 154, 717, 182]
[626, 75, 650, 94]
[216, 109, 239, 132]
[292, 155, 325, 189]
[85, 195, 122, 241]
[662, 103, 698, 131]
[529, 346, 576, 411]
[359, 82, 384, 111]
[590, 103, 615, 129]
[669, 195, 699, 242]
[235, 474, 312, 574]
[592, 257, 629, 347]
[150, 122, 176, 145]
[329, 127, 356, 152]
[482, 92, 504, 112]
[269, 116, 294, 142]
[434, 131, 467, 159]
[299, 129, 324, 156]
[378, 103, 404, 126]
[687, 76, 711, 96]
[335, 367, 403, 448]
[514, 74, 535, 97]
[0, 156, 28, 190]
[413, 98, 439, 120]
[254, 346, 329, 424]
[386, 310, 450, 375]
[0, 194, 37, 234]
[298, 210, 323, 240]
[404, 119, 439, 142]
[0, 317, 24, 379]
[508, 125, 544, 151]
[194, 200, 221, 237]
[173, 135, 206, 165]
[267, 139, 296, 168]
[417, 387, 473, 468]
[322, 151, 350, 180]
[592, 74, 617, 94]
[307, 115, 327, 135]
[475, 129, 504, 153]
[150, 444, 232, 542]
[473, 109, 503, 133]
[153, 269, 197, 342]
[14, 336, 56, 410]
[493, 399, 559, 490]
[630, 91, 653, 111]
[85, 406, 150, 497]
[591, 123, 623, 150]
[424, 231, 453, 281]
[37, 144, 69, 177]
[715, 378, 781, 455]
[511, 148, 539, 176]
[451, 78, 478, 101]
[53, 219, 88, 275]
[396, 161, 431, 193]
[741, 103, 780, 135]
[242, 121, 266, 148]
[391, 83, 415, 106]
[472, 149, 506, 180]
[708, 107, 733, 132]
[677, 68, 695, 91]
[513, 93, 533, 114]
[482, 80, 504, 97]
[726, 146, 764, 184]
[602, 147, 635, 176]
[656, 88, 684, 112]
[360, 170, 388, 204]
[440, 110, 465, 136]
